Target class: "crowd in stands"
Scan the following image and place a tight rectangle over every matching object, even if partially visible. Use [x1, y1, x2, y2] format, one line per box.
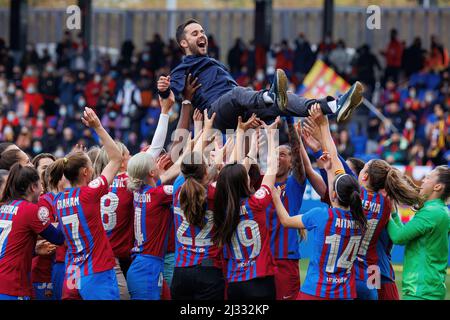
[0, 28, 448, 168]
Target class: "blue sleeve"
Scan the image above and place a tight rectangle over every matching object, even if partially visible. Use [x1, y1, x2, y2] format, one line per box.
[39, 224, 65, 245]
[338, 154, 357, 178]
[170, 67, 186, 98]
[313, 152, 356, 186]
[301, 207, 327, 231]
[286, 175, 307, 216]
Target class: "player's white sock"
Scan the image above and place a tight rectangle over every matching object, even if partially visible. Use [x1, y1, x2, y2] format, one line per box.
[263, 91, 274, 104]
[327, 100, 337, 113]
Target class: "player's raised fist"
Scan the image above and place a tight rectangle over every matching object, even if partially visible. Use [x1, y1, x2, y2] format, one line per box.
[157, 75, 171, 92]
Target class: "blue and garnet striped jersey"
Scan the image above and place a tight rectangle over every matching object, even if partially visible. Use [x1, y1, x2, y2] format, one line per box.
[223, 185, 276, 283]
[173, 176, 222, 268]
[32, 193, 57, 284]
[355, 187, 392, 282]
[0, 200, 51, 297]
[131, 184, 173, 258]
[376, 228, 396, 283]
[300, 207, 362, 299]
[100, 172, 134, 259]
[266, 175, 306, 259]
[54, 175, 116, 277]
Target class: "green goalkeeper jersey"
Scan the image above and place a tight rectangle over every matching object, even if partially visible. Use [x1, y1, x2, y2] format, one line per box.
[387, 198, 450, 300]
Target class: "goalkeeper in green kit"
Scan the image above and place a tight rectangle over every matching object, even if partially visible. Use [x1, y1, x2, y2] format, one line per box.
[387, 165, 450, 300]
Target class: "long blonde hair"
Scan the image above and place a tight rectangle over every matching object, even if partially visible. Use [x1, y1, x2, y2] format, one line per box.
[126, 152, 157, 192]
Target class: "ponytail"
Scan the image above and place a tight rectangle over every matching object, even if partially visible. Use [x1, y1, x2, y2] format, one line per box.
[180, 177, 207, 228]
[48, 151, 90, 187]
[349, 190, 367, 231]
[48, 158, 66, 192]
[179, 152, 209, 229]
[213, 163, 252, 247]
[384, 168, 422, 208]
[334, 174, 367, 231]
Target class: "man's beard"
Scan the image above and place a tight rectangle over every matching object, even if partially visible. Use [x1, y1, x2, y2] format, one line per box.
[188, 42, 207, 56]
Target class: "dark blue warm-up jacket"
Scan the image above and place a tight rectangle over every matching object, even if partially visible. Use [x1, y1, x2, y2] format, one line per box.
[169, 55, 238, 111]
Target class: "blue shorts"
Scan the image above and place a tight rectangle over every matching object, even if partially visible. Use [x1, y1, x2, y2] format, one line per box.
[51, 262, 65, 300]
[0, 294, 30, 300]
[33, 282, 53, 300]
[127, 254, 164, 300]
[79, 269, 120, 300]
[356, 279, 378, 300]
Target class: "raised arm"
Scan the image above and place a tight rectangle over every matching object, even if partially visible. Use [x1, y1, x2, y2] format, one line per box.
[287, 117, 306, 185]
[82, 107, 122, 185]
[261, 117, 281, 189]
[147, 90, 175, 158]
[272, 185, 305, 229]
[297, 121, 327, 198]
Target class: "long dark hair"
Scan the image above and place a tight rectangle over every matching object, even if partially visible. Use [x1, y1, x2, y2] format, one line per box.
[334, 173, 367, 231]
[367, 159, 422, 207]
[179, 152, 208, 228]
[213, 163, 252, 247]
[0, 163, 40, 203]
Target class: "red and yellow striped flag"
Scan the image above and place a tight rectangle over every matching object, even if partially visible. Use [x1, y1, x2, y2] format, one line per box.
[301, 60, 350, 99]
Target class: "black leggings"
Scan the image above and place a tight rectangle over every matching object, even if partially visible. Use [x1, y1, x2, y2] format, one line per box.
[171, 266, 225, 300]
[227, 276, 276, 300]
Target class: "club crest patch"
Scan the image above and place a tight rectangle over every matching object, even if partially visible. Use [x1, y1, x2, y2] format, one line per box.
[38, 207, 50, 224]
[88, 178, 102, 189]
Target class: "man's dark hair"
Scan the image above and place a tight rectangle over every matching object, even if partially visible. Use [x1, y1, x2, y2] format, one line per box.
[176, 19, 200, 49]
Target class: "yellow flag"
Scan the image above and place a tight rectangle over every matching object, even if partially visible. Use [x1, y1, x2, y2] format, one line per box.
[301, 60, 350, 99]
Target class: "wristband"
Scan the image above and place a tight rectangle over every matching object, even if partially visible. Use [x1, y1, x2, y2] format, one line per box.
[246, 155, 256, 162]
[182, 99, 192, 106]
[158, 89, 170, 99]
[335, 169, 345, 175]
[313, 150, 323, 159]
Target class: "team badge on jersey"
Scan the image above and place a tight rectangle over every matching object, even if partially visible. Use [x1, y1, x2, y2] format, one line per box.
[88, 177, 103, 189]
[38, 207, 50, 224]
[163, 185, 173, 195]
[254, 186, 269, 199]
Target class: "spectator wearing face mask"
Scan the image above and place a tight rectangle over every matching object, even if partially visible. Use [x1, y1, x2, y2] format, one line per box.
[22, 66, 39, 91]
[23, 84, 44, 118]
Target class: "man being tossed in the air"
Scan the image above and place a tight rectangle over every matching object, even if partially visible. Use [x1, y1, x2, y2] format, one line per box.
[158, 19, 364, 131]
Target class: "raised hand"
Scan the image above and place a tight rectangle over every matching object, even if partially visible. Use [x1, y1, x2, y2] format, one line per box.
[157, 75, 171, 92]
[183, 73, 201, 101]
[203, 109, 216, 130]
[81, 107, 101, 129]
[71, 143, 87, 154]
[262, 116, 281, 132]
[238, 113, 262, 131]
[158, 90, 175, 114]
[157, 153, 173, 172]
[308, 103, 327, 127]
[193, 108, 203, 122]
[303, 116, 322, 142]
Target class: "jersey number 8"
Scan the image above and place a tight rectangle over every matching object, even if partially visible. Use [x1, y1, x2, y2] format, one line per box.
[100, 192, 119, 232]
